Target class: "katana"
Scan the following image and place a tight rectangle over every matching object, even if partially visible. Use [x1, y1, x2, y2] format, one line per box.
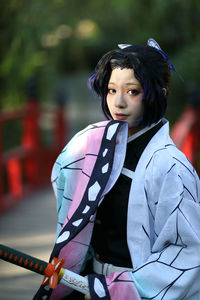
[0, 244, 89, 295]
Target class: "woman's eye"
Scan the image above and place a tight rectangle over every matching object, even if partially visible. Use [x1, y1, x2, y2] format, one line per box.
[108, 88, 116, 94]
[128, 89, 139, 95]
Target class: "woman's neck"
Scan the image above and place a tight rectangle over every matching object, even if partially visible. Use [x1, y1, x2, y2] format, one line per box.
[128, 126, 145, 137]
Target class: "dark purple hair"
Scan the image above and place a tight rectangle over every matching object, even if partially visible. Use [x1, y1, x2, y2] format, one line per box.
[88, 44, 170, 126]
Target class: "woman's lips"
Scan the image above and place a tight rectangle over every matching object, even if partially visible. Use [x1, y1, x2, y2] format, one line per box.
[115, 113, 128, 120]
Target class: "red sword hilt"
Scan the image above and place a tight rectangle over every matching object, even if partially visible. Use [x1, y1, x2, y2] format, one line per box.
[0, 244, 65, 289]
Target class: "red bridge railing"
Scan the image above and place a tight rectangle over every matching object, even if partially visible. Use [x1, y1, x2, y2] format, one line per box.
[0, 99, 67, 213]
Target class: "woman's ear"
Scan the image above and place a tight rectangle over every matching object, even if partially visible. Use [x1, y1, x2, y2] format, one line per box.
[162, 88, 167, 96]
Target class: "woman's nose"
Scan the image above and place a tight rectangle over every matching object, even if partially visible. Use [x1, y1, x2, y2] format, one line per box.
[115, 93, 126, 108]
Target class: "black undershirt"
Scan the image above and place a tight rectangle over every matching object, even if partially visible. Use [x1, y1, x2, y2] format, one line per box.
[91, 121, 163, 267]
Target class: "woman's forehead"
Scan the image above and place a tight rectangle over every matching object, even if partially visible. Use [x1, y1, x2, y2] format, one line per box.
[109, 68, 141, 86]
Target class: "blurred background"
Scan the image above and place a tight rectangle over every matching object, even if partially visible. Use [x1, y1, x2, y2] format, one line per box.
[0, 0, 200, 298]
[1, 0, 200, 119]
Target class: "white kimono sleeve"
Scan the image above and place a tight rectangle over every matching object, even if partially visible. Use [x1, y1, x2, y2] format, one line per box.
[130, 152, 200, 300]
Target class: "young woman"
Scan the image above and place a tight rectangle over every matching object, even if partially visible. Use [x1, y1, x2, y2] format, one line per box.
[34, 39, 200, 300]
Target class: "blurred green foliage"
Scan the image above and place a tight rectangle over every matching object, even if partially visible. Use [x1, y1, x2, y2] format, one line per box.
[0, 0, 200, 114]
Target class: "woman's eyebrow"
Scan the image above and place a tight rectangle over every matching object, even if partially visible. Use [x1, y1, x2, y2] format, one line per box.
[125, 83, 140, 86]
[108, 81, 140, 86]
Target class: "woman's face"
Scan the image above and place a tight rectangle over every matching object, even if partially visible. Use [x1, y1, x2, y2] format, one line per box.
[106, 68, 144, 136]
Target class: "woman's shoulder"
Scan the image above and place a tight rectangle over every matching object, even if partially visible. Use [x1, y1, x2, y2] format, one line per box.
[55, 120, 110, 166]
[74, 120, 110, 137]
[149, 142, 198, 183]
[144, 119, 195, 176]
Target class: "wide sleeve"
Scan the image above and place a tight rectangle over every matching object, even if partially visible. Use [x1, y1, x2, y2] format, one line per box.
[33, 131, 89, 300]
[51, 127, 89, 238]
[88, 151, 200, 300]
[88, 272, 141, 300]
[130, 152, 200, 300]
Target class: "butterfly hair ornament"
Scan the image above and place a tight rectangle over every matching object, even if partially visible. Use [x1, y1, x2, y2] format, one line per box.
[118, 38, 184, 82]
